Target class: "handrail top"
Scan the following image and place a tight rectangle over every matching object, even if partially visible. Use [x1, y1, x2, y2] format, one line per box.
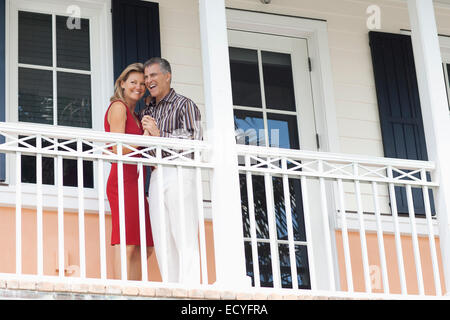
[236, 144, 436, 170]
[0, 121, 209, 150]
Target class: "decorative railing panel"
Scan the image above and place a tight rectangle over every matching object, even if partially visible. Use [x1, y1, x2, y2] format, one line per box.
[236, 144, 442, 296]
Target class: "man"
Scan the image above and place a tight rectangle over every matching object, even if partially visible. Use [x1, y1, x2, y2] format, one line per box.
[140, 57, 202, 285]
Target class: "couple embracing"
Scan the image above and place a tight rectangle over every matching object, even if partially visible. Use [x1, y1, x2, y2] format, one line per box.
[104, 58, 202, 284]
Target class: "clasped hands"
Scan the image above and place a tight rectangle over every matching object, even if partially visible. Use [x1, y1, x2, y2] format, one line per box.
[141, 115, 160, 137]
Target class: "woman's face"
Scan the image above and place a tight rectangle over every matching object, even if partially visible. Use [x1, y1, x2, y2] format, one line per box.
[121, 71, 145, 103]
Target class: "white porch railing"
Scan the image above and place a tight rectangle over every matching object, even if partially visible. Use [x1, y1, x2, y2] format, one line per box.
[0, 122, 213, 285]
[236, 144, 443, 296]
[0, 122, 446, 298]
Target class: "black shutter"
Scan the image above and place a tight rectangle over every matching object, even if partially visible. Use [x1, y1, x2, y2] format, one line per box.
[0, 0, 5, 181]
[112, 0, 161, 81]
[369, 31, 434, 215]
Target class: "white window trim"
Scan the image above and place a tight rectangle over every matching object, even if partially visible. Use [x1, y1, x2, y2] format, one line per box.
[3, 0, 114, 212]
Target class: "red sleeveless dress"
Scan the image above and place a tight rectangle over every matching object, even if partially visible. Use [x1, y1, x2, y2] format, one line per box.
[104, 100, 153, 246]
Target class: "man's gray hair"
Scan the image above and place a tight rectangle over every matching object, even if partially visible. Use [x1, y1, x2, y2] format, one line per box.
[144, 57, 172, 74]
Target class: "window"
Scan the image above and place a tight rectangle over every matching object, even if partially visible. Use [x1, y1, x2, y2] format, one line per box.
[17, 10, 93, 187]
[230, 46, 301, 150]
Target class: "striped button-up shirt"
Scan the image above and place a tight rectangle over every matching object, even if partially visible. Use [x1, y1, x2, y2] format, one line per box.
[139, 89, 202, 160]
[139, 88, 202, 141]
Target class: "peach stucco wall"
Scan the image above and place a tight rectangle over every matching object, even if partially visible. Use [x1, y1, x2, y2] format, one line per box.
[335, 230, 446, 295]
[0, 207, 217, 284]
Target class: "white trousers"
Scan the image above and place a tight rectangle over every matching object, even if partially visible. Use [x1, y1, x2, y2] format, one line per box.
[148, 166, 200, 284]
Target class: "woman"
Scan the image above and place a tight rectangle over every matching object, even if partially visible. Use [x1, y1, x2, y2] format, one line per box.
[104, 63, 153, 280]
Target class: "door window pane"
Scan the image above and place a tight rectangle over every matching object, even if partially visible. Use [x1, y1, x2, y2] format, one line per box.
[19, 11, 52, 66]
[56, 15, 91, 70]
[267, 113, 299, 149]
[262, 51, 296, 112]
[234, 110, 265, 146]
[229, 47, 262, 108]
[57, 72, 92, 128]
[18, 68, 53, 124]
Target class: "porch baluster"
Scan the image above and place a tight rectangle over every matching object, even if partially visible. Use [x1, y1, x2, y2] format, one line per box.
[57, 155, 65, 278]
[300, 175, 317, 290]
[353, 164, 371, 293]
[195, 162, 209, 285]
[137, 161, 148, 282]
[371, 181, 390, 294]
[318, 160, 336, 291]
[15, 151, 22, 275]
[77, 138, 86, 279]
[387, 165, 407, 294]
[337, 178, 353, 292]
[245, 155, 260, 288]
[405, 184, 425, 295]
[36, 136, 44, 276]
[117, 142, 127, 280]
[97, 158, 107, 280]
[281, 158, 298, 289]
[264, 171, 281, 289]
[421, 169, 442, 296]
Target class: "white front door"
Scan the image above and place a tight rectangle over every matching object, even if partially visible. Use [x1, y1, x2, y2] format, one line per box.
[228, 29, 335, 290]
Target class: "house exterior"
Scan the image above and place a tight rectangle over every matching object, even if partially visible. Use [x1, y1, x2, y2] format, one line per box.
[0, 0, 450, 300]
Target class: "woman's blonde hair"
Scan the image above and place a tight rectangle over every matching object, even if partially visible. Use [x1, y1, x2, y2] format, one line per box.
[110, 62, 144, 102]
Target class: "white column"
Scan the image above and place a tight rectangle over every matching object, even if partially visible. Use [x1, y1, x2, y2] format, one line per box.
[407, 0, 450, 294]
[198, 0, 250, 287]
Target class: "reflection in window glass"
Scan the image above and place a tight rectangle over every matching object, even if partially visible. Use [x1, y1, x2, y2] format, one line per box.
[262, 51, 296, 112]
[57, 72, 92, 128]
[229, 47, 262, 108]
[267, 113, 299, 149]
[18, 68, 53, 124]
[234, 110, 265, 146]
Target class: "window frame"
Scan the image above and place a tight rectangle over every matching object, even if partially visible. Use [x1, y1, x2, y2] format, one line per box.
[4, 0, 113, 211]
[229, 40, 305, 150]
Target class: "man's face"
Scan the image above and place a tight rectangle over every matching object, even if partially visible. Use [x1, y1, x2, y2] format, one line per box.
[144, 63, 171, 102]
